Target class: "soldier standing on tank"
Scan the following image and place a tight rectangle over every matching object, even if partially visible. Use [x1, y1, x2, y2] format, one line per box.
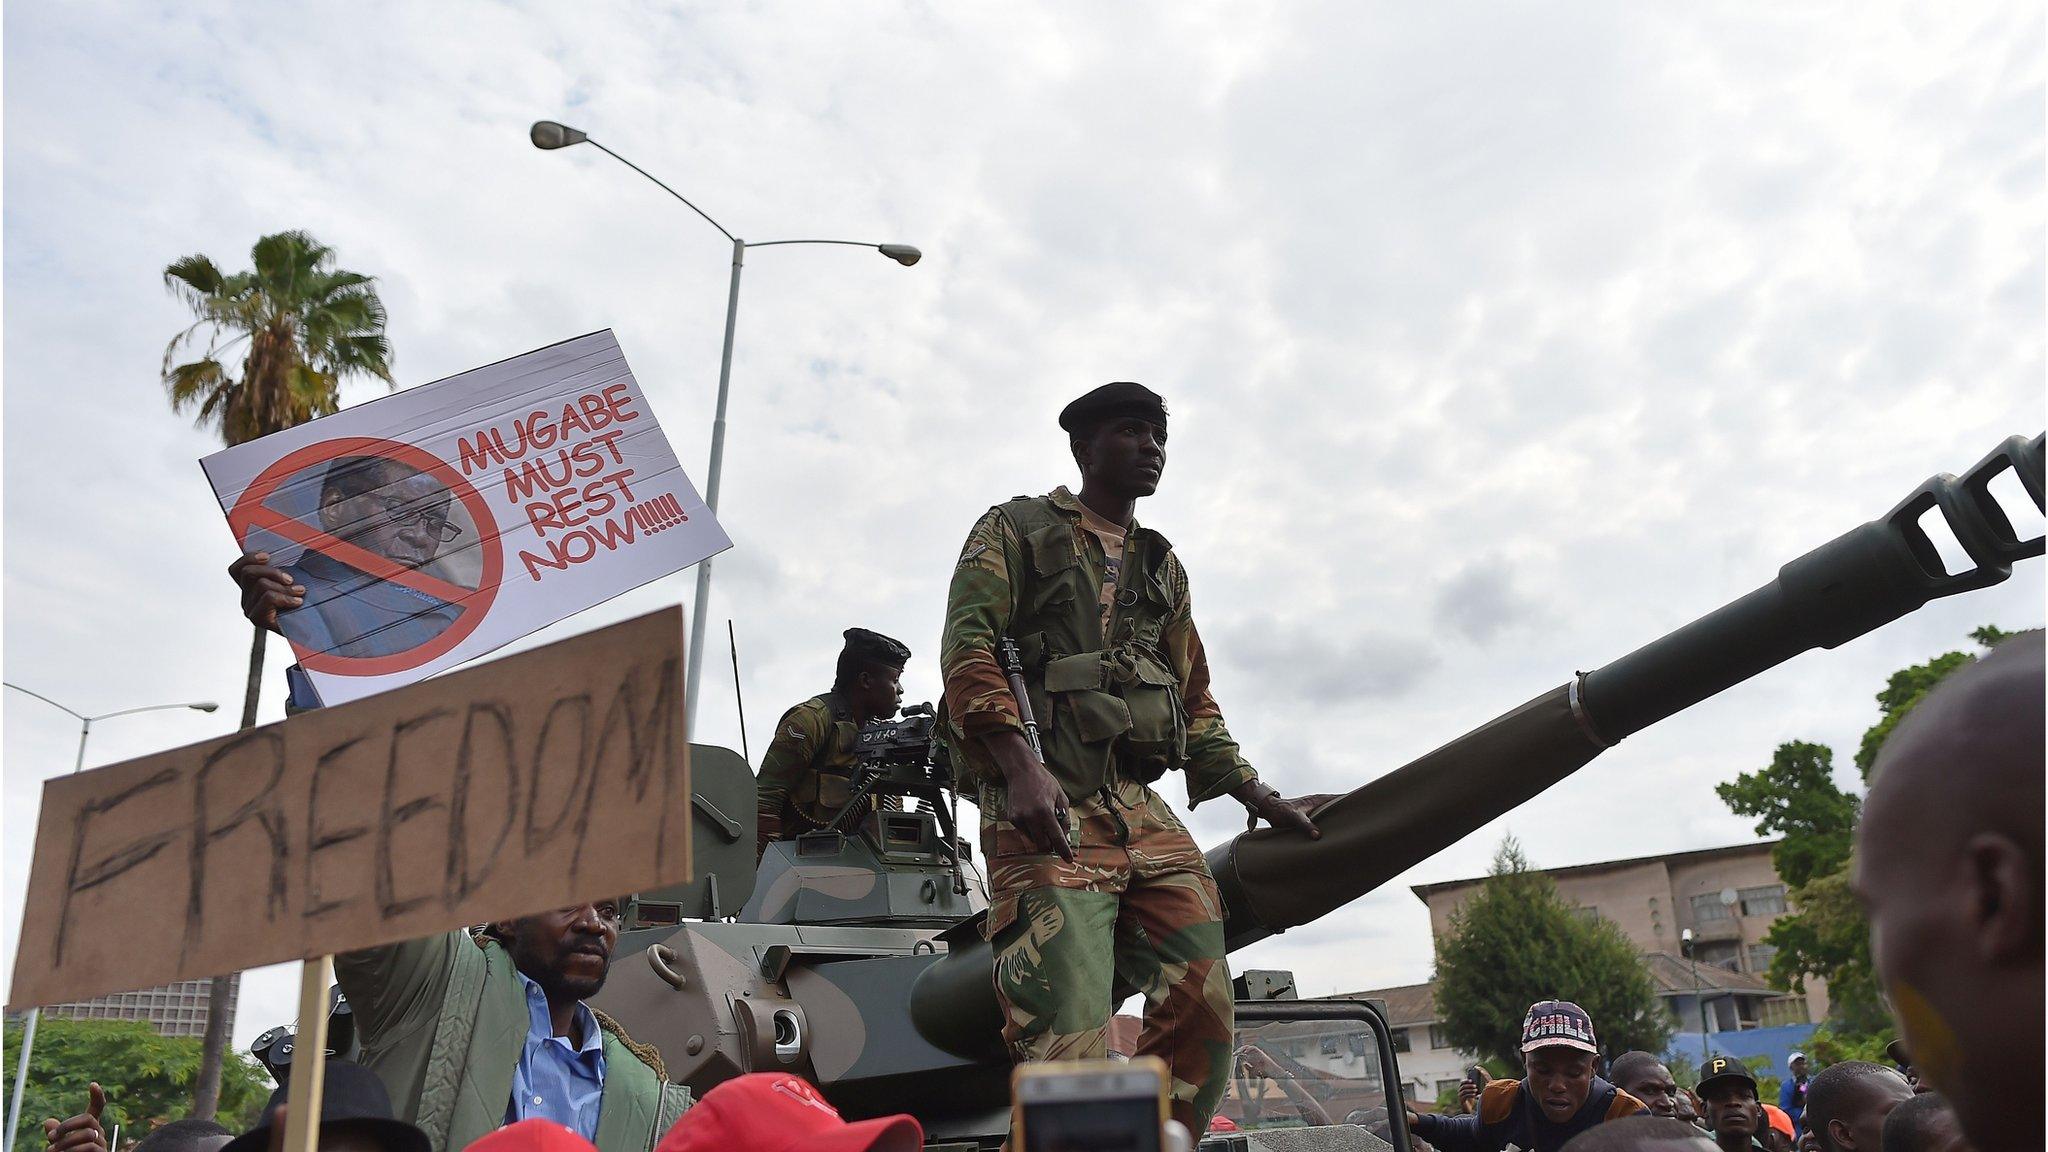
[939, 381, 1328, 1132]
[755, 628, 913, 859]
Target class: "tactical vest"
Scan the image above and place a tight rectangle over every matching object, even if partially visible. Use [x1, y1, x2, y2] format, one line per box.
[998, 496, 1189, 801]
[782, 693, 869, 830]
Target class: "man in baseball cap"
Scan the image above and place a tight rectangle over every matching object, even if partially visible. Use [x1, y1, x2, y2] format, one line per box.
[1697, 1056, 1765, 1152]
[1409, 1000, 1645, 1151]
[655, 1074, 920, 1152]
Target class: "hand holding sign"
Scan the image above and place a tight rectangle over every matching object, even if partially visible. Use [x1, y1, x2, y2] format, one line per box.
[201, 331, 729, 706]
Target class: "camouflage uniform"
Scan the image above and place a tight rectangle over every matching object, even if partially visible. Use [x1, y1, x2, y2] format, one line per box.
[941, 486, 1259, 1128]
[755, 693, 893, 858]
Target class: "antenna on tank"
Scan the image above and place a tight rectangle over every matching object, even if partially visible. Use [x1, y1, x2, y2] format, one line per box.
[729, 619, 751, 765]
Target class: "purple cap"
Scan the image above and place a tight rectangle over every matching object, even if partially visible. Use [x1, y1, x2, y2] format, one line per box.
[1520, 1000, 1598, 1054]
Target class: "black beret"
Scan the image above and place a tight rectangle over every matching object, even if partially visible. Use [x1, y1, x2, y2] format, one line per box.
[842, 628, 911, 667]
[1058, 381, 1167, 434]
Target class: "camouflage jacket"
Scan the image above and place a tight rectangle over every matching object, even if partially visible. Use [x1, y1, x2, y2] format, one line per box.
[940, 486, 1257, 806]
[755, 692, 892, 856]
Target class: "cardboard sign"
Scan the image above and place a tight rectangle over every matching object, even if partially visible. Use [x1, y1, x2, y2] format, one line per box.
[8, 607, 691, 1009]
[201, 330, 729, 705]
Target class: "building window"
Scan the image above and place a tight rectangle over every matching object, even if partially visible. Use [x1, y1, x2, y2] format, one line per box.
[1746, 943, 1779, 973]
[1429, 1025, 1452, 1050]
[1390, 1028, 1411, 1053]
[1759, 996, 1807, 1028]
[1696, 940, 1742, 972]
[1574, 905, 1601, 924]
[1690, 893, 1733, 922]
[1436, 1079, 1467, 1099]
[1739, 885, 1787, 917]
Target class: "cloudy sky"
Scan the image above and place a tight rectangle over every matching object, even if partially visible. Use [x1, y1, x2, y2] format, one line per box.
[4, 1, 2042, 1058]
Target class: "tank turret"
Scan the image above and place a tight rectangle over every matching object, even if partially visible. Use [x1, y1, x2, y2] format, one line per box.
[594, 432, 2043, 1139]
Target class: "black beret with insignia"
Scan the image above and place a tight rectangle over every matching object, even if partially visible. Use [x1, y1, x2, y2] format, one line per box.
[1058, 381, 1167, 434]
[842, 627, 911, 668]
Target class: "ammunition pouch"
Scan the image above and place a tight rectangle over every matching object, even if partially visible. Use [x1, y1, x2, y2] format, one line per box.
[998, 496, 1188, 799]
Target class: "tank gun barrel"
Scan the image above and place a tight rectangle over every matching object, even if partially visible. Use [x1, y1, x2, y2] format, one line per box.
[912, 433, 2041, 1059]
[1209, 432, 2044, 949]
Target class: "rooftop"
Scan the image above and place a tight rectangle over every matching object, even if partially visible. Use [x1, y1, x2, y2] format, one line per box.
[1640, 951, 1779, 996]
[1333, 982, 1437, 1026]
[1335, 954, 1783, 1027]
[1409, 839, 1782, 903]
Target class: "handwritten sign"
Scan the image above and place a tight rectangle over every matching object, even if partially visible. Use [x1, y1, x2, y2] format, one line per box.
[8, 607, 691, 1009]
[200, 330, 729, 705]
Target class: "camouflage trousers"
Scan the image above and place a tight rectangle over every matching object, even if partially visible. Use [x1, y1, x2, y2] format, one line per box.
[980, 776, 1234, 1131]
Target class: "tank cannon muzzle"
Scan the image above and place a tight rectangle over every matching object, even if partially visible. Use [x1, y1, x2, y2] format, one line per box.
[1210, 431, 2043, 947]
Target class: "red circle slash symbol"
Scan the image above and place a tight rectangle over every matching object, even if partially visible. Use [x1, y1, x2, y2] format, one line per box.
[227, 437, 504, 676]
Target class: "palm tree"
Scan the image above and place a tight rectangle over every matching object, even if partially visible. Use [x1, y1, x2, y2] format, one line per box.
[160, 230, 394, 1117]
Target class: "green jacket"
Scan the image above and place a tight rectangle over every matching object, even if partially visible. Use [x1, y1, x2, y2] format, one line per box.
[337, 932, 691, 1152]
[939, 487, 1258, 805]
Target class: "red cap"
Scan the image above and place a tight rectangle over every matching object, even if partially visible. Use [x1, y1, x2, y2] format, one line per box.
[656, 1074, 922, 1152]
[467, 1120, 597, 1152]
[1760, 1103, 1794, 1139]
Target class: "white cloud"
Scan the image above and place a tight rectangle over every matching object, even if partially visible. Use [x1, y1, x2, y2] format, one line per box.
[4, 0, 2041, 1061]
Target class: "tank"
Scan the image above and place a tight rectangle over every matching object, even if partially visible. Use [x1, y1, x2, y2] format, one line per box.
[593, 432, 2044, 1141]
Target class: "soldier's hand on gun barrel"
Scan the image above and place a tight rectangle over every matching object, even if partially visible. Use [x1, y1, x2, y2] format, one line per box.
[986, 730, 1074, 861]
[1237, 784, 1336, 839]
[230, 551, 305, 632]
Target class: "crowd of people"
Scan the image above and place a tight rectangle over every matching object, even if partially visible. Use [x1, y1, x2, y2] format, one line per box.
[30, 395, 2043, 1152]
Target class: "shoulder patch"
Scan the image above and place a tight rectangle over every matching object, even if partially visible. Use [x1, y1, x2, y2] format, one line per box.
[957, 540, 989, 567]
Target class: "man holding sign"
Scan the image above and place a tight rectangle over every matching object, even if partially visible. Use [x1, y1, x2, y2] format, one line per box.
[331, 902, 690, 1152]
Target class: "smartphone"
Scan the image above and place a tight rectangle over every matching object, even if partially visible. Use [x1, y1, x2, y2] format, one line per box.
[1013, 1057, 1168, 1152]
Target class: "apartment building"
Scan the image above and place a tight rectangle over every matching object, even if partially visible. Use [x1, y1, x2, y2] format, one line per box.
[1411, 839, 1824, 1025]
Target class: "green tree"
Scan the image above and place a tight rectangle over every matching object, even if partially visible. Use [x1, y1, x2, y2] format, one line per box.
[1713, 628, 2016, 1042]
[4, 1018, 270, 1152]
[1854, 625, 2015, 779]
[1714, 741, 1858, 888]
[1432, 838, 1672, 1068]
[160, 230, 393, 1115]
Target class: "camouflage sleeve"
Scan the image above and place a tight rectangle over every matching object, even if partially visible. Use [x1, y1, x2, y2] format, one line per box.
[757, 699, 828, 858]
[941, 508, 1025, 740]
[1164, 557, 1258, 807]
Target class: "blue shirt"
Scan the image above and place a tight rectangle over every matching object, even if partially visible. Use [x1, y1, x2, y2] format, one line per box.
[506, 969, 607, 1140]
[1780, 1076, 1808, 1136]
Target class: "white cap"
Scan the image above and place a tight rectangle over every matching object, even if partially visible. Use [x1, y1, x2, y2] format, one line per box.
[1788, 1052, 1807, 1068]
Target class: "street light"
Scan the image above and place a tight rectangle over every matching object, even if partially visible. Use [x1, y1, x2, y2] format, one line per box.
[1681, 927, 1709, 1063]
[2, 684, 219, 1152]
[531, 119, 920, 739]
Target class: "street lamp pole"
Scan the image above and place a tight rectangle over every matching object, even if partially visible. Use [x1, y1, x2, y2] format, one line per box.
[688, 234, 747, 739]
[1681, 927, 1709, 1063]
[2, 685, 219, 1152]
[531, 120, 920, 740]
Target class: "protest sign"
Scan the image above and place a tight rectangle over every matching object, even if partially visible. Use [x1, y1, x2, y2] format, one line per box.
[8, 607, 690, 1010]
[201, 330, 728, 705]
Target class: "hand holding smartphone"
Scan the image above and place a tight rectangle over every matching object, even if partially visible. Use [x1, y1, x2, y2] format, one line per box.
[1012, 1057, 1169, 1152]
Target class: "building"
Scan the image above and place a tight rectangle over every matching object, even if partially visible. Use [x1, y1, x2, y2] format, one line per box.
[1336, 982, 1472, 1108]
[1411, 839, 1825, 1024]
[40, 979, 237, 1039]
